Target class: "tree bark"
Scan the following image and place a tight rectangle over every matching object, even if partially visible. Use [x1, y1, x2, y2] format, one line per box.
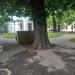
[58, 25, 61, 32]
[29, 0, 51, 49]
[51, 12, 57, 32]
[33, 18, 51, 49]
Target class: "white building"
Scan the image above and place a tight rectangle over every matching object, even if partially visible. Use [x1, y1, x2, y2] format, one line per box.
[62, 21, 75, 32]
[8, 17, 34, 32]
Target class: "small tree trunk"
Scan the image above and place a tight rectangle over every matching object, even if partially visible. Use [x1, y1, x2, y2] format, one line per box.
[57, 18, 61, 32]
[14, 21, 15, 31]
[49, 26, 51, 31]
[52, 13, 57, 32]
[58, 25, 61, 32]
[71, 25, 73, 32]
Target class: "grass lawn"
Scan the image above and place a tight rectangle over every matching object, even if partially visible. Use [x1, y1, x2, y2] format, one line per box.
[1, 32, 16, 39]
[0, 32, 63, 39]
[3, 32, 16, 35]
[70, 38, 75, 43]
[48, 32, 63, 38]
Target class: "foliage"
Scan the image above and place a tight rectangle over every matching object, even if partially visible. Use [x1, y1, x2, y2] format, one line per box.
[46, 0, 75, 31]
[47, 9, 75, 31]
[47, 15, 53, 28]
[0, 16, 12, 33]
[0, 0, 75, 21]
[63, 10, 75, 25]
[0, 0, 74, 17]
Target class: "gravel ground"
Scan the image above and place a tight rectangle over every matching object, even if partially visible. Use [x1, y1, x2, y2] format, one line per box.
[0, 34, 75, 75]
[1, 47, 75, 75]
[50, 33, 75, 49]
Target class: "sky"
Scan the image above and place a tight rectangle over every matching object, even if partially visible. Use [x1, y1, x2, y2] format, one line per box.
[13, 16, 29, 21]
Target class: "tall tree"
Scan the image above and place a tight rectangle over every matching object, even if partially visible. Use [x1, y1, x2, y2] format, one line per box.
[0, 0, 51, 49]
[56, 9, 64, 32]
[29, 0, 51, 49]
[0, 0, 75, 49]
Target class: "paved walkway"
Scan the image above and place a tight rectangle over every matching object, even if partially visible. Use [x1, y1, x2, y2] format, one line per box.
[0, 33, 75, 48]
[0, 38, 26, 75]
[0, 38, 17, 46]
[50, 33, 75, 49]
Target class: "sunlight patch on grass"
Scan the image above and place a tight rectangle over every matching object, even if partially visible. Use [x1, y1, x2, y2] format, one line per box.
[48, 32, 63, 38]
[0, 32, 63, 39]
[2, 35, 16, 39]
[3, 32, 16, 35]
[70, 38, 75, 43]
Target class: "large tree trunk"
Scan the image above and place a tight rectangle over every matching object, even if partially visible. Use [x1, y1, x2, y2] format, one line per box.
[29, 0, 51, 49]
[33, 18, 51, 49]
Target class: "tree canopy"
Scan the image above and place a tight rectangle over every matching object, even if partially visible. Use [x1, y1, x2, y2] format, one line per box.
[0, 0, 75, 17]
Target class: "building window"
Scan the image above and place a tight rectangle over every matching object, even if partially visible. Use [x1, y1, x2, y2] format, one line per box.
[20, 22, 23, 31]
[11, 26, 12, 30]
[65, 26, 68, 29]
[71, 25, 73, 30]
[28, 22, 32, 31]
[74, 25, 75, 29]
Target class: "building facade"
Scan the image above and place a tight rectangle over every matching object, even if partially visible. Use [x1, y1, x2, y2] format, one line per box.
[7, 17, 34, 32]
[62, 21, 75, 32]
